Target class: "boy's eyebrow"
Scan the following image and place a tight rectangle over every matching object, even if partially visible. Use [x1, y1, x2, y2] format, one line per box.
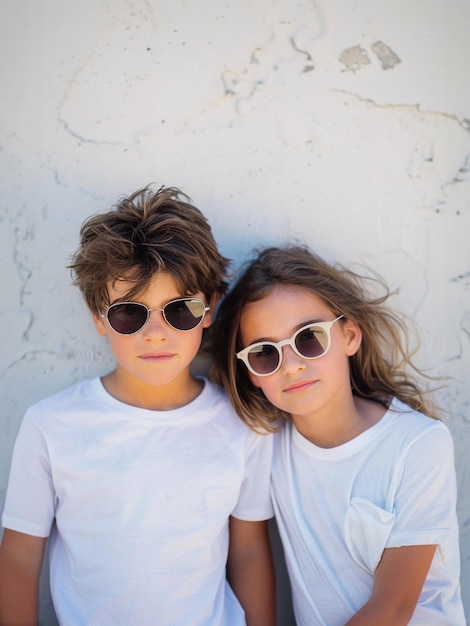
[108, 291, 203, 307]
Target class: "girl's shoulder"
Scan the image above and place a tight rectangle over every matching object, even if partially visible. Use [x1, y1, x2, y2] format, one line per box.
[387, 397, 447, 430]
[382, 398, 453, 455]
[274, 398, 452, 459]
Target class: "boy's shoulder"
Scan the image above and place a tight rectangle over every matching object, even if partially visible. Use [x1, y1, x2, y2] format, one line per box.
[196, 379, 259, 435]
[25, 377, 100, 420]
[24, 377, 260, 437]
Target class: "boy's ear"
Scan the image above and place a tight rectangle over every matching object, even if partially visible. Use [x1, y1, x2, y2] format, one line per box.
[91, 310, 108, 337]
[203, 292, 221, 328]
[343, 319, 362, 357]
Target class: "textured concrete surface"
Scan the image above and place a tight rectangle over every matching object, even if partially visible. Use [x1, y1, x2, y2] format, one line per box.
[1, 2, 469, 624]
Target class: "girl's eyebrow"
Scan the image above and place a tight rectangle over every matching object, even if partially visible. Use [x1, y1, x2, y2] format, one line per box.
[244, 318, 327, 345]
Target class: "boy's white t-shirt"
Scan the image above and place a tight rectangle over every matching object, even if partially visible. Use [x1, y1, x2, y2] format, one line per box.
[271, 398, 466, 626]
[2, 377, 273, 626]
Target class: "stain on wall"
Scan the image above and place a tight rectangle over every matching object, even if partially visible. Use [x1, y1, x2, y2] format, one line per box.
[371, 40, 401, 69]
[339, 41, 401, 72]
[339, 44, 371, 72]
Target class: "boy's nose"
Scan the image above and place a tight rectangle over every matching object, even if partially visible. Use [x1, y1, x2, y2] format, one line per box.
[141, 309, 170, 337]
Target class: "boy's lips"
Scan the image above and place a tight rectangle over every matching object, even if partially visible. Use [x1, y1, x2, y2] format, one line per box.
[139, 352, 175, 361]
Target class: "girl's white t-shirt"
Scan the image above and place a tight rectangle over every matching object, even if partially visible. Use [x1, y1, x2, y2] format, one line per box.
[271, 398, 465, 626]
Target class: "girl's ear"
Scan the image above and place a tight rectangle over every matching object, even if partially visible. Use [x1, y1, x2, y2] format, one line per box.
[343, 318, 362, 357]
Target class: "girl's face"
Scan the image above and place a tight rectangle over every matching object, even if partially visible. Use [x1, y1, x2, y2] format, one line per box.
[238, 284, 361, 423]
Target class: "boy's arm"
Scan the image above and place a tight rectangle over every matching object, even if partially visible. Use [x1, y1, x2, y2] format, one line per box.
[227, 516, 276, 626]
[344, 544, 436, 626]
[0, 528, 47, 625]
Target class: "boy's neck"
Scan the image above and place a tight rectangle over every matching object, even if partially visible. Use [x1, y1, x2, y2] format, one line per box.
[100, 369, 204, 411]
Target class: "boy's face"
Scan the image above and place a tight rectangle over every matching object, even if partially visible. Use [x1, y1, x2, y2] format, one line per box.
[92, 271, 215, 392]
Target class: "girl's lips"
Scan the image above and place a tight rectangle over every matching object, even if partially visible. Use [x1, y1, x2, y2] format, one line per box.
[283, 379, 317, 394]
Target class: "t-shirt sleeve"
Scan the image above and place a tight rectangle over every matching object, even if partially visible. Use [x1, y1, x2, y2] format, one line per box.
[231, 430, 273, 522]
[386, 422, 458, 548]
[1, 409, 56, 537]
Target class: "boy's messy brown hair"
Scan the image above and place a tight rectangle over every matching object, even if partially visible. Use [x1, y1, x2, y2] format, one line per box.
[69, 185, 229, 315]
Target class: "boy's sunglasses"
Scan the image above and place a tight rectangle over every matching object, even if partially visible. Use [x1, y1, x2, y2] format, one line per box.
[236, 315, 344, 376]
[101, 298, 210, 335]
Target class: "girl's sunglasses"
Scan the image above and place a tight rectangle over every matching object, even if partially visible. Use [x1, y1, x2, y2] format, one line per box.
[101, 298, 210, 335]
[236, 315, 344, 376]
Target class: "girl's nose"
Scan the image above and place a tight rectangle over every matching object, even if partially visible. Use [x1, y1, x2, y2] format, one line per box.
[281, 345, 307, 374]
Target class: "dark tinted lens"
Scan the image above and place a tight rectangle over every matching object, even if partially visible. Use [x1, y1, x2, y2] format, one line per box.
[295, 325, 329, 358]
[108, 303, 148, 334]
[163, 299, 205, 330]
[247, 344, 280, 375]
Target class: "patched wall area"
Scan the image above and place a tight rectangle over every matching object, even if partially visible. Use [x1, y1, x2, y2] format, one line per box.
[1, 2, 469, 624]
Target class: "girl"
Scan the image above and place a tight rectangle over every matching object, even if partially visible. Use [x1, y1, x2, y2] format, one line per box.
[211, 244, 465, 626]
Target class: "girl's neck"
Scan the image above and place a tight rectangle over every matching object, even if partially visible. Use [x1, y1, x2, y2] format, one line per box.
[292, 395, 387, 449]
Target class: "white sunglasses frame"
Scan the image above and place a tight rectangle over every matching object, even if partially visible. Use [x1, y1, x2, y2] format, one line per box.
[101, 298, 210, 334]
[236, 315, 344, 376]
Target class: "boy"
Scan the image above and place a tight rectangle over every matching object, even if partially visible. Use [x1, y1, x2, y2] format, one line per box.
[0, 186, 275, 625]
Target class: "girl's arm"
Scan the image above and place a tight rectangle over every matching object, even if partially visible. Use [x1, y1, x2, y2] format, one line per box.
[227, 516, 276, 626]
[0, 528, 47, 625]
[345, 544, 437, 626]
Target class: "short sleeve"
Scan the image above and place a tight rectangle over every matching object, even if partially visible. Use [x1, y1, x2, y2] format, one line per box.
[231, 431, 273, 522]
[1, 410, 56, 537]
[386, 423, 457, 548]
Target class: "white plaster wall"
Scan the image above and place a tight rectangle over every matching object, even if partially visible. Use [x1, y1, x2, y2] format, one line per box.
[1, 1, 469, 624]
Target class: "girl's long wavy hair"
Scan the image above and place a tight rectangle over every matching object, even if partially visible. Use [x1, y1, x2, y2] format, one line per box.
[210, 245, 438, 433]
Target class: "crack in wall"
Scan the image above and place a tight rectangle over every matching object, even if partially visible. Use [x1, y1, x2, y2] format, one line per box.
[57, 112, 131, 147]
[8, 201, 38, 340]
[55, 21, 132, 148]
[11, 226, 34, 336]
[289, 36, 315, 73]
[0, 349, 66, 381]
[451, 271, 470, 286]
[220, 35, 406, 117]
[331, 89, 470, 133]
